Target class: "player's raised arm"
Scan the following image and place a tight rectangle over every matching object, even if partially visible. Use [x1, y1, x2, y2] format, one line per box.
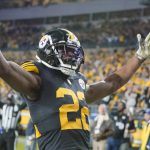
[0, 51, 41, 100]
[85, 33, 150, 103]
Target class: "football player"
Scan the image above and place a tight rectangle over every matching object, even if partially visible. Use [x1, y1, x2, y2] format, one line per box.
[0, 29, 150, 150]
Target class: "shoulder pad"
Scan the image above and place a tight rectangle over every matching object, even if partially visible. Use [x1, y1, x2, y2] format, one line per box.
[21, 61, 39, 74]
[78, 72, 87, 82]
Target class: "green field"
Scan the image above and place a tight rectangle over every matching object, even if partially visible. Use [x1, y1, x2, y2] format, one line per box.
[16, 136, 39, 150]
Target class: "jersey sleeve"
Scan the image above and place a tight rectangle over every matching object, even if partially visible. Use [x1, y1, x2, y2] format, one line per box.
[21, 61, 39, 74]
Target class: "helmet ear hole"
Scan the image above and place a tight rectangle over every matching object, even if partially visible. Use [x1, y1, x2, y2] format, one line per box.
[38, 45, 60, 67]
[48, 56, 60, 67]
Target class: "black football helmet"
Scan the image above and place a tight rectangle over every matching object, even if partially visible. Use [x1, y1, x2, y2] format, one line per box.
[36, 28, 84, 76]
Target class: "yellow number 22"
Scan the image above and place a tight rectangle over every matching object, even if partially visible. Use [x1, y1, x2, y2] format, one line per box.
[56, 88, 89, 131]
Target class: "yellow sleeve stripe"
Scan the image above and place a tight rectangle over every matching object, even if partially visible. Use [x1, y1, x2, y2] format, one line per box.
[34, 125, 42, 138]
[23, 66, 39, 74]
[21, 62, 39, 74]
[22, 64, 36, 68]
[21, 62, 35, 68]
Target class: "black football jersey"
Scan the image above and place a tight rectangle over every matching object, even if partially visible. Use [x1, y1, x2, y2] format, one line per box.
[111, 113, 128, 139]
[21, 61, 90, 150]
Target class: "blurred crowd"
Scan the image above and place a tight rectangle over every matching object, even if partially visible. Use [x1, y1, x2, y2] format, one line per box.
[91, 102, 150, 150]
[0, 22, 43, 50]
[0, 0, 89, 9]
[0, 19, 150, 50]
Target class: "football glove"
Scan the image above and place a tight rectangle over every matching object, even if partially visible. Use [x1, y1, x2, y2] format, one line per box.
[136, 33, 150, 60]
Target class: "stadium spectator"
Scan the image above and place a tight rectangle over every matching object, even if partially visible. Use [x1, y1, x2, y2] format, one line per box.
[125, 88, 137, 115]
[130, 118, 143, 150]
[140, 109, 150, 150]
[143, 86, 150, 108]
[25, 119, 36, 150]
[0, 91, 26, 150]
[107, 100, 136, 150]
[107, 101, 128, 150]
[91, 103, 115, 150]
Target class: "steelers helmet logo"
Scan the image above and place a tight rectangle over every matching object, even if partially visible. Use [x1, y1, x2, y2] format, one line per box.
[78, 79, 85, 90]
[61, 29, 81, 47]
[39, 35, 49, 49]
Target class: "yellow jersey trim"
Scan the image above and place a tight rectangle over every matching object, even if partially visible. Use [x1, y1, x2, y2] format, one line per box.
[21, 61, 39, 74]
[34, 125, 42, 138]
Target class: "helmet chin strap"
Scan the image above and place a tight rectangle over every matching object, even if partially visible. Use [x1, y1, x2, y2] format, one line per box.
[36, 55, 76, 76]
[60, 67, 76, 76]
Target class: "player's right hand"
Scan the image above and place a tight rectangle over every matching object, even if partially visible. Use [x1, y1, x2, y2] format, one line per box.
[136, 32, 150, 60]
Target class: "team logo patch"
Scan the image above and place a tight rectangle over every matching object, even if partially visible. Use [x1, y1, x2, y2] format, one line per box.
[116, 122, 124, 130]
[78, 79, 85, 90]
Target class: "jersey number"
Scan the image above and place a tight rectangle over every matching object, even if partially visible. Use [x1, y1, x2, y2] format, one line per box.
[56, 88, 89, 131]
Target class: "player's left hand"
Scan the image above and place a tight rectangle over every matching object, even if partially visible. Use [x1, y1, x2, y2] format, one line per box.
[136, 32, 150, 60]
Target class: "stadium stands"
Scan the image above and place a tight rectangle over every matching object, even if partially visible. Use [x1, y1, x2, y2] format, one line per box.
[0, 0, 91, 9]
[0, 19, 150, 50]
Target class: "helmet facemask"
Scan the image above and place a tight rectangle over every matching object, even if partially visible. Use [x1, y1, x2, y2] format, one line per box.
[55, 44, 84, 74]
